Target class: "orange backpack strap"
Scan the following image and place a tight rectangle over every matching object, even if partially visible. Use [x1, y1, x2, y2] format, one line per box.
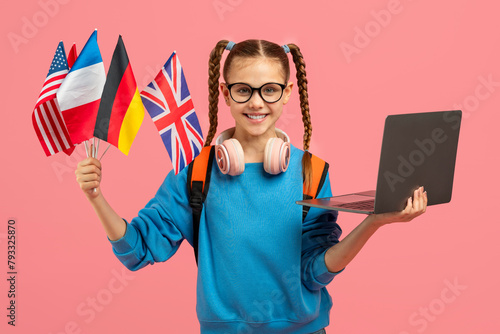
[187, 146, 215, 266]
[302, 152, 330, 220]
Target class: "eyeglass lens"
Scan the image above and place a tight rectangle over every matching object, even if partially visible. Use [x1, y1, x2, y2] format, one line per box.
[230, 83, 283, 103]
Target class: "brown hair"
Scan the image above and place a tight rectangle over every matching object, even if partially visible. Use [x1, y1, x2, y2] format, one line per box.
[205, 39, 314, 191]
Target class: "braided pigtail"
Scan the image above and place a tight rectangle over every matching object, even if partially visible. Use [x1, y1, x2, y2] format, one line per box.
[287, 43, 313, 192]
[204, 40, 230, 146]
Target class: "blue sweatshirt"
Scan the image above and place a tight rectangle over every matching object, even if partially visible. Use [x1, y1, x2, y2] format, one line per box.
[109, 144, 343, 333]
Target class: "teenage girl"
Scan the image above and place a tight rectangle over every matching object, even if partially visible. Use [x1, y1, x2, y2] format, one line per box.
[75, 39, 427, 334]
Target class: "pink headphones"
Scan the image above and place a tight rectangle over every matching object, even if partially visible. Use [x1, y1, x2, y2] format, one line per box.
[215, 128, 291, 176]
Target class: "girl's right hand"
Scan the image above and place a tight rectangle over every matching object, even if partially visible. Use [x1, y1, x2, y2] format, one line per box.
[75, 157, 102, 200]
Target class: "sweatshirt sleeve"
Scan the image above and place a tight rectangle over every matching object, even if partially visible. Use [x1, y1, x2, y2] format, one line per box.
[301, 171, 344, 291]
[108, 168, 193, 271]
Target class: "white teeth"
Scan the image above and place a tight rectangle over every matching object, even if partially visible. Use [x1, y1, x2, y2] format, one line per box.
[246, 114, 266, 119]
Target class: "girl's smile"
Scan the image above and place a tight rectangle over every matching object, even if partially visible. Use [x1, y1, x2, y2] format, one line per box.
[244, 113, 268, 121]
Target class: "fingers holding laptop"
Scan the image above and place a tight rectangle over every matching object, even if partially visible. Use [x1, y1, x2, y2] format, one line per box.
[411, 186, 428, 214]
[369, 186, 428, 225]
[403, 186, 428, 217]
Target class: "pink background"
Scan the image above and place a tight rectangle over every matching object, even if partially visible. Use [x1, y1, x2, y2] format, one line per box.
[2, 0, 499, 333]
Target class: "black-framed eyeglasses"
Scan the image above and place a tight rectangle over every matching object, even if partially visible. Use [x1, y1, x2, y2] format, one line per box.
[226, 82, 287, 103]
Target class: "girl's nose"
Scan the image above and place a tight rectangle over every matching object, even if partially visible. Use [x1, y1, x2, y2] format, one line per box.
[247, 90, 265, 109]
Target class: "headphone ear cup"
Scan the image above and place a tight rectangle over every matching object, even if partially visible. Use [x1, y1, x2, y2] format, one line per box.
[215, 144, 230, 174]
[264, 138, 290, 174]
[216, 139, 245, 175]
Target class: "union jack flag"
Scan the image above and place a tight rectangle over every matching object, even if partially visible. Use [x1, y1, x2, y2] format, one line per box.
[140, 52, 204, 174]
[32, 41, 75, 156]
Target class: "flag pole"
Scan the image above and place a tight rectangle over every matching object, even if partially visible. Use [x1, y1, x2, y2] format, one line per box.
[84, 140, 97, 193]
[99, 143, 111, 161]
[96, 138, 100, 158]
[92, 138, 97, 192]
[84, 141, 89, 157]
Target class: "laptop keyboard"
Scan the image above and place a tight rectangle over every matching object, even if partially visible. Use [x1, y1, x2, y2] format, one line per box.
[334, 199, 375, 211]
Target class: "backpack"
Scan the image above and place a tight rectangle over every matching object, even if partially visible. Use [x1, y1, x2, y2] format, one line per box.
[187, 146, 329, 266]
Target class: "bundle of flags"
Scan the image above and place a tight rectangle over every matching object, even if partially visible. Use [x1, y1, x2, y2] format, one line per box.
[32, 30, 204, 174]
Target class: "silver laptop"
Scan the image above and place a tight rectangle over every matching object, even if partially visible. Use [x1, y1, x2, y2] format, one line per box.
[296, 110, 462, 214]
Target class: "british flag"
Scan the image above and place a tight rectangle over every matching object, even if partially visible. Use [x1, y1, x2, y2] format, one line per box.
[140, 52, 204, 174]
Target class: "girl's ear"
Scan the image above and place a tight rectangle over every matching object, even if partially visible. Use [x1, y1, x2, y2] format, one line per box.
[220, 83, 231, 106]
[282, 82, 294, 105]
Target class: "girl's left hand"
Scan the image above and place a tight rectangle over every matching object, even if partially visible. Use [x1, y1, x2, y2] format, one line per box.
[368, 186, 428, 227]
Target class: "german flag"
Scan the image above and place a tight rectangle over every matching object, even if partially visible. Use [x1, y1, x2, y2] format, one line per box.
[94, 35, 144, 155]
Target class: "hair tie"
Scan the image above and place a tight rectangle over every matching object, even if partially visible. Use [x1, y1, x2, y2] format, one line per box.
[226, 41, 235, 51]
[282, 44, 290, 54]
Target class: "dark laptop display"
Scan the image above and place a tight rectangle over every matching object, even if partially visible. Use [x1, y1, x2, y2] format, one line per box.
[296, 110, 462, 214]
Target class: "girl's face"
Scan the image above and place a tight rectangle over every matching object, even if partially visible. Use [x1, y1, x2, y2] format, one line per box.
[220, 57, 293, 139]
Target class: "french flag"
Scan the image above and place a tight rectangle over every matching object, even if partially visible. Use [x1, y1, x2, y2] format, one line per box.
[57, 30, 106, 144]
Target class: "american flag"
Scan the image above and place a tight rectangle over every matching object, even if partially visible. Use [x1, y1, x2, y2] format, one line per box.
[32, 42, 75, 156]
[140, 52, 204, 174]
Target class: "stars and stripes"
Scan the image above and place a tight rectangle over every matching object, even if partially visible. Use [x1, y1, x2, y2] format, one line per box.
[32, 41, 75, 156]
[141, 52, 203, 174]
